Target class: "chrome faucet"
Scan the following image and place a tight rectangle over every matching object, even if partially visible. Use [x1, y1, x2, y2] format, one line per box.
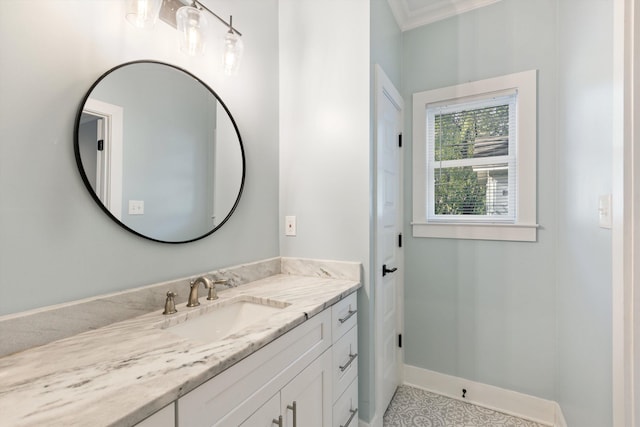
[187, 276, 216, 307]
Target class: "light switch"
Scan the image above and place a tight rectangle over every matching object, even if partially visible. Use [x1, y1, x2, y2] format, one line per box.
[285, 216, 296, 236]
[129, 200, 144, 215]
[598, 194, 612, 229]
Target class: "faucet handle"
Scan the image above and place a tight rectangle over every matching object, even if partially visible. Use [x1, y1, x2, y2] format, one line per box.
[207, 285, 218, 301]
[163, 291, 178, 315]
[214, 279, 231, 287]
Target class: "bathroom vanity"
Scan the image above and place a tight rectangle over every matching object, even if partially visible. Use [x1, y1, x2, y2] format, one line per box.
[0, 258, 360, 426]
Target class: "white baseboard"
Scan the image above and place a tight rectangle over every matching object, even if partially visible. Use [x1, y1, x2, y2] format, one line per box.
[404, 364, 566, 427]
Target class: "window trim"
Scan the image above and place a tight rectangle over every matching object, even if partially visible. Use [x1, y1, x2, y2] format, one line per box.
[412, 70, 538, 242]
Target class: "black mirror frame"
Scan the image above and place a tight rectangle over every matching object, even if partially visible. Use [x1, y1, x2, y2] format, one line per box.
[73, 60, 246, 244]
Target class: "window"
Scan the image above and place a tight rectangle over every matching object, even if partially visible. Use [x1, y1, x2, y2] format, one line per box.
[412, 70, 537, 241]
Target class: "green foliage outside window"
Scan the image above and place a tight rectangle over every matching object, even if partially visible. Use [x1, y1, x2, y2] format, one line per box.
[433, 105, 509, 216]
[435, 167, 487, 215]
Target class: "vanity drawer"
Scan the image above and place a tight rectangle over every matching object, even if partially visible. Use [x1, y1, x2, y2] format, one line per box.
[332, 377, 358, 427]
[331, 292, 357, 342]
[332, 325, 358, 402]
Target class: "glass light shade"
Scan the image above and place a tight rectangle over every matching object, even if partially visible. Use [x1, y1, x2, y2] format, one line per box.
[176, 6, 208, 56]
[125, 0, 162, 29]
[223, 31, 244, 76]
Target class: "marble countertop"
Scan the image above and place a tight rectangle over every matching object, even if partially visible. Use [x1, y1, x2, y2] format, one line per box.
[0, 273, 360, 426]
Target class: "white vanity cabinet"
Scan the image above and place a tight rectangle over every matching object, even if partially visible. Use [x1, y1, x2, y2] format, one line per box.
[176, 292, 358, 427]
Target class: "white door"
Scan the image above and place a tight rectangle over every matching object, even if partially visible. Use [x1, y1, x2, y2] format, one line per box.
[374, 64, 404, 419]
[94, 117, 106, 203]
[81, 98, 124, 221]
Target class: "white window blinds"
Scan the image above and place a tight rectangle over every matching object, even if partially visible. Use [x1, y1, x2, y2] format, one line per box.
[426, 92, 517, 223]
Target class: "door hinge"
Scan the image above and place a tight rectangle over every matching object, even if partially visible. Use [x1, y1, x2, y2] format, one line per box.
[398, 133, 403, 148]
[398, 233, 403, 248]
[398, 333, 403, 348]
[97, 139, 104, 151]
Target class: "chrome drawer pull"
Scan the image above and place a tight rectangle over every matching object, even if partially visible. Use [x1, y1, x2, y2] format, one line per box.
[338, 309, 357, 324]
[272, 415, 283, 427]
[339, 352, 358, 372]
[340, 408, 358, 427]
[287, 401, 297, 427]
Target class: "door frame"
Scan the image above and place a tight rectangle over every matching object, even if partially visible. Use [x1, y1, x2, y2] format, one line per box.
[82, 98, 124, 221]
[373, 64, 404, 426]
[612, 0, 637, 425]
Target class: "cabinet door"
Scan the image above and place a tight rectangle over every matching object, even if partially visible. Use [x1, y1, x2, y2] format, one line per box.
[240, 393, 281, 427]
[135, 404, 174, 427]
[281, 350, 332, 427]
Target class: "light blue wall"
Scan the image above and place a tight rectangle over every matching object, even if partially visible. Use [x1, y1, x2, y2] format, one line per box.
[371, 0, 402, 89]
[402, 0, 559, 400]
[0, 0, 280, 316]
[402, 1, 614, 425]
[556, 1, 613, 425]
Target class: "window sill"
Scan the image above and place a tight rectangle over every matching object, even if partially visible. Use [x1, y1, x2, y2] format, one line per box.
[411, 222, 538, 242]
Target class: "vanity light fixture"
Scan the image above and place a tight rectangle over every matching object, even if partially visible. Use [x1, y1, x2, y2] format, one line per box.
[125, 0, 244, 76]
[176, 5, 208, 56]
[222, 17, 244, 76]
[126, 0, 163, 29]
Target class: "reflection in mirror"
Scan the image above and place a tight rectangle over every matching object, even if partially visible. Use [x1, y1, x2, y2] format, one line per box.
[74, 61, 245, 243]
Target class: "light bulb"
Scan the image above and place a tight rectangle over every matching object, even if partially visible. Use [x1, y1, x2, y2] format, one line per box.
[125, 0, 162, 29]
[177, 6, 208, 56]
[223, 31, 244, 76]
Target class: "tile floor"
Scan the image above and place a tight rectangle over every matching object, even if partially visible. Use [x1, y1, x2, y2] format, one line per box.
[383, 385, 551, 427]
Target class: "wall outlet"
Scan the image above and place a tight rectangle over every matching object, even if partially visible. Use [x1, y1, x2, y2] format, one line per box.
[285, 216, 296, 236]
[129, 200, 144, 215]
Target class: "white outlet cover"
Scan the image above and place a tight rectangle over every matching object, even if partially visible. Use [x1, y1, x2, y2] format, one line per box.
[285, 216, 296, 236]
[129, 200, 144, 215]
[598, 194, 612, 229]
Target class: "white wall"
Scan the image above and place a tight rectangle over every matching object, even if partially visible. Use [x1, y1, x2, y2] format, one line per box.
[278, 0, 372, 419]
[0, 0, 280, 315]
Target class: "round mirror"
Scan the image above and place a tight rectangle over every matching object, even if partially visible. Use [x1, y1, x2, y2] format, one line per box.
[74, 61, 245, 243]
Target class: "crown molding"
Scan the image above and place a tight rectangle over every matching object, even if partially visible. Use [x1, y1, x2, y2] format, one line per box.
[387, 0, 502, 31]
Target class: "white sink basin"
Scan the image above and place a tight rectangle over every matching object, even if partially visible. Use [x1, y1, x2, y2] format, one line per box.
[164, 296, 289, 343]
